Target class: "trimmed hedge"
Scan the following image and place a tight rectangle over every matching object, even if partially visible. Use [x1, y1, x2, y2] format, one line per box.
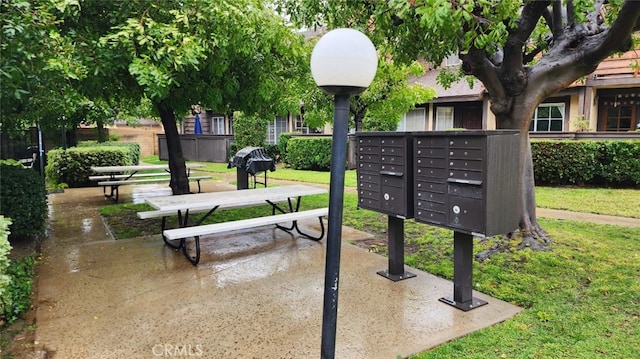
[532, 140, 640, 187]
[0, 164, 47, 239]
[277, 132, 292, 163]
[46, 142, 140, 187]
[287, 137, 335, 171]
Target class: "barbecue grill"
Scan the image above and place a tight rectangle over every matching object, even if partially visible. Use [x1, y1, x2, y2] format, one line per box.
[227, 147, 276, 189]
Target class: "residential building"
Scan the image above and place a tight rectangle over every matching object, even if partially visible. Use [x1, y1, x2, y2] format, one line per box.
[399, 50, 640, 133]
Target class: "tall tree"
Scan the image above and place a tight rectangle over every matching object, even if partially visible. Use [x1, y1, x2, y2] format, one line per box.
[279, 0, 640, 249]
[59, 0, 307, 194]
[0, 0, 85, 133]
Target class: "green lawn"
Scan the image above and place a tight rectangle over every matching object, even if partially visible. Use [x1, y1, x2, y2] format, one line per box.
[142, 155, 639, 218]
[536, 186, 640, 219]
[103, 161, 639, 358]
[141, 155, 359, 187]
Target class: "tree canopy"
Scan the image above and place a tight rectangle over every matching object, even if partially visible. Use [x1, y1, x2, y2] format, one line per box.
[50, 0, 310, 193]
[278, 0, 640, 250]
[0, 0, 85, 132]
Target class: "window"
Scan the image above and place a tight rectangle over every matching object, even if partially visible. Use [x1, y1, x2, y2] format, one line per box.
[210, 116, 225, 134]
[294, 115, 309, 134]
[603, 104, 635, 131]
[529, 103, 564, 132]
[435, 106, 454, 130]
[445, 53, 462, 66]
[397, 108, 426, 131]
[266, 116, 288, 144]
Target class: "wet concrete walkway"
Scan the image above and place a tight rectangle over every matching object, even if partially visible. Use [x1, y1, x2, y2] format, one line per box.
[33, 181, 523, 358]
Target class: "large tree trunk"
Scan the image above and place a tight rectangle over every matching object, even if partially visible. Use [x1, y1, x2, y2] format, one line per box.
[156, 101, 190, 195]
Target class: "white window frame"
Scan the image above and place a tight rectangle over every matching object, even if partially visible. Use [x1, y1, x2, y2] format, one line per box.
[294, 115, 309, 134]
[530, 103, 565, 132]
[445, 53, 462, 66]
[435, 106, 454, 130]
[210, 116, 225, 135]
[266, 116, 288, 144]
[398, 108, 426, 131]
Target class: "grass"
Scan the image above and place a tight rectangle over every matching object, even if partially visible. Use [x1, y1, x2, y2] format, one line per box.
[107, 160, 639, 358]
[140, 155, 359, 187]
[536, 186, 640, 218]
[407, 220, 640, 358]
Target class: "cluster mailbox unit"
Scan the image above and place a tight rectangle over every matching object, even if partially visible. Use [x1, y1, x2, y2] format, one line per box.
[356, 130, 520, 311]
[413, 131, 520, 237]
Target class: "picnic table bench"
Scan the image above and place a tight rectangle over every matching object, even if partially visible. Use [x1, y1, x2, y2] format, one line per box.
[141, 184, 329, 265]
[90, 164, 209, 203]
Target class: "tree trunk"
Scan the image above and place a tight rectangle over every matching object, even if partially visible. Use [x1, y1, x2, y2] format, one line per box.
[156, 101, 190, 195]
[96, 120, 106, 143]
[516, 129, 550, 250]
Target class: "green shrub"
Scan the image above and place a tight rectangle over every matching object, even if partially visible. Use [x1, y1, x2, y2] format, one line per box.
[264, 144, 280, 162]
[45, 143, 140, 187]
[287, 137, 335, 171]
[232, 111, 268, 149]
[0, 216, 12, 325]
[0, 255, 35, 327]
[278, 132, 292, 163]
[532, 140, 640, 187]
[0, 165, 47, 239]
[594, 141, 640, 186]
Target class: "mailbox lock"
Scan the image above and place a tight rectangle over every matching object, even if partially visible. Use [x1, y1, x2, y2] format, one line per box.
[453, 205, 461, 214]
[384, 193, 390, 200]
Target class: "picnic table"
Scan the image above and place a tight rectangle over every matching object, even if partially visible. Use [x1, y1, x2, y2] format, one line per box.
[90, 163, 209, 203]
[141, 184, 329, 265]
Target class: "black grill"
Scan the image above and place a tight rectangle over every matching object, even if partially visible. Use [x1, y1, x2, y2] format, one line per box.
[228, 147, 276, 174]
[228, 147, 276, 189]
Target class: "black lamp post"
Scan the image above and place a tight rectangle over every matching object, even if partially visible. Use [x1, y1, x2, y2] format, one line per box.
[310, 28, 378, 359]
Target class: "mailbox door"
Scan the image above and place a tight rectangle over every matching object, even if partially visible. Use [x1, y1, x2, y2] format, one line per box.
[447, 196, 485, 233]
[414, 136, 448, 225]
[381, 173, 406, 215]
[357, 137, 381, 212]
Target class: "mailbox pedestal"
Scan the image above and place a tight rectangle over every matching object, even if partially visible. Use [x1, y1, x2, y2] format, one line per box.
[414, 130, 520, 311]
[438, 231, 488, 311]
[376, 216, 416, 281]
[356, 133, 415, 281]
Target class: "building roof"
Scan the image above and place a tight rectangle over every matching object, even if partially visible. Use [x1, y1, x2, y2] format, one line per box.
[411, 67, 485, 103]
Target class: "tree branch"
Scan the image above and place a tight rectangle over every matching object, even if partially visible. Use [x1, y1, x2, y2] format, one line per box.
[584, 0, 640, 63]
[567, 0, 575, 25]
[502, 1, 550, 72]
[552, 0, 564, 40]
[460, 47, 508, 113]
[587, 0, 606, 28]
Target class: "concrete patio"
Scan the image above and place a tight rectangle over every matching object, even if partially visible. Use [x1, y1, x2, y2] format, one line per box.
[33, 181, 521, 358]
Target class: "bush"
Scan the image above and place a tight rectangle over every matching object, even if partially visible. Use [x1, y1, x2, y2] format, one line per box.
[232, 112, 268, 149]
[1, 255, 35, 327]
[45, 142, 140, 187]
[264, 144, 280, 162]
[531, 141, 600, 185]
[0, 165, 47, 239]
[594, 141, 640, 186]
[278, 132, 292, 163]
[286, 137, 335, 171]
[0, 216, 12, 325]
[532, 140, 640, 187]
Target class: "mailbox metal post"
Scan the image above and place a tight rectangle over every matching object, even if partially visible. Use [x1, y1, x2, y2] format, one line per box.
[377, 215, 416, 281]
[439, 231, 488, 311]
